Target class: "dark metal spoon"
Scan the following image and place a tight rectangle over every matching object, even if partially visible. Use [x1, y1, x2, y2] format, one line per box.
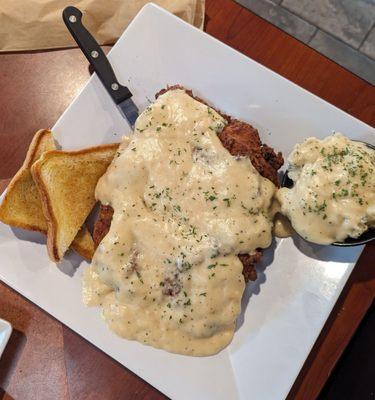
[281, 141, 375, 247]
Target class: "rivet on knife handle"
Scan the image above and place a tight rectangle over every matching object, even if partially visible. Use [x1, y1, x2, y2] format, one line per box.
[62, 6, 132, 105]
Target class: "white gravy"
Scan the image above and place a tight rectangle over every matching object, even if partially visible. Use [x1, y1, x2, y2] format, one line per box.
[83, 89, 276, 356]
[277, 133, 375, 244]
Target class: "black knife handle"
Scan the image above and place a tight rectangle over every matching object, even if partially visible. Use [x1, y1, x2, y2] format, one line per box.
[63, 6, 132, 105]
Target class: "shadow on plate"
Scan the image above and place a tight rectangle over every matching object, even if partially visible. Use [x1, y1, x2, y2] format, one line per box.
[235, 229, 363, 332]
[57, 250, 85, 277]
[236, 238, 277, 331]
[11, 227, 46, 246]
[11, 226, 85, 277]
[292, 234, 363, 263]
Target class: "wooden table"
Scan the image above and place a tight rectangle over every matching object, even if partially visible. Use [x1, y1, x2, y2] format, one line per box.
[0, 0, 374, 399]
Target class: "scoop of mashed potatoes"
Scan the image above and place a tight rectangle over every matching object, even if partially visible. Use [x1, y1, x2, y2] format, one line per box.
[277, 133, 375, 244]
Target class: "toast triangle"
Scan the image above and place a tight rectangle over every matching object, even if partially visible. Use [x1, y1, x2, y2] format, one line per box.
[31, 143, 119, 262]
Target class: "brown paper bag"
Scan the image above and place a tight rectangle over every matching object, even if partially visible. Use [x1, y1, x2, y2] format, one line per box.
[0, 0, 205, 52]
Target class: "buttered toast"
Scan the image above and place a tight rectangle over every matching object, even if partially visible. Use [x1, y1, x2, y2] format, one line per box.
[31, 143, 119, 262]
[0, 129, 94, 260]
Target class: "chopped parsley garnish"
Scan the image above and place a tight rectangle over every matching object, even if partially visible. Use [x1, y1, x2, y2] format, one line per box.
[223, 198, 231, 207]
[339, 188, 349, 197]
[136, 271, 144, 284]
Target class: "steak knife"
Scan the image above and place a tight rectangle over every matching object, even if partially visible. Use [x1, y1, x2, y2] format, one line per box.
[63, 6, 139, 128]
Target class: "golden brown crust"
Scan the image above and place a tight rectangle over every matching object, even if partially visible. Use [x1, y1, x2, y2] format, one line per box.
[238, 252, 262, 281]
[93, 204, 114, 248]
[70, 226, 95, 261]
[71, 244, 93, 261]
[0, 189, 48, 233]
[218, 120, 284, 186]
[23, 129, 54, 168]
[31, 143, 120, 162]
[31, 157, 59, 261]
[0, 129, 52, 232]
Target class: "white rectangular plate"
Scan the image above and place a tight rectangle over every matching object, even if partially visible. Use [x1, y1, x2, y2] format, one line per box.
[0, 319, 12, 358]
[0, 4, 374, 399]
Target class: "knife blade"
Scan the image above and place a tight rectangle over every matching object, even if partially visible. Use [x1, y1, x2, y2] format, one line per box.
[62, 6, 139, 128]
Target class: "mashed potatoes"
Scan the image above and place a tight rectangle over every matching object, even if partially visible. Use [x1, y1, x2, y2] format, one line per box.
[277, 133, 375, 244]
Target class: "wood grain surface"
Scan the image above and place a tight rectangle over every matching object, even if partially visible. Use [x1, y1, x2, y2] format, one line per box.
[0, 0, 374, 399]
